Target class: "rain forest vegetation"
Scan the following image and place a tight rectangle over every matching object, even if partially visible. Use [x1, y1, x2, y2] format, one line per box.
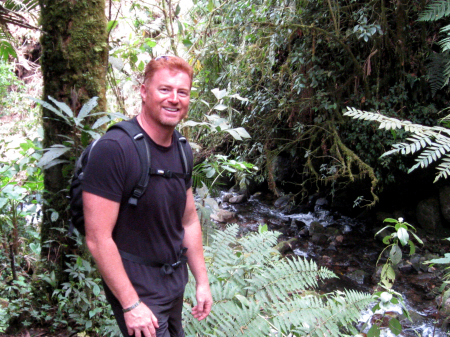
[0, 0, 449, 336]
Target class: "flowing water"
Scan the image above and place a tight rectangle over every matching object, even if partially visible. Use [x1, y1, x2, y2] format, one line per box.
[214, 192, 449, 337]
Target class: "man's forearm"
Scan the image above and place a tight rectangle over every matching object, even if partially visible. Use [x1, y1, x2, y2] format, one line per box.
[87, 236, 140, 309]
[183, 220, 209, 285]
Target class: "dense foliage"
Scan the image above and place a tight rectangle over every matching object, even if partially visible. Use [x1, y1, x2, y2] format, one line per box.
[185, 0, 449, 206]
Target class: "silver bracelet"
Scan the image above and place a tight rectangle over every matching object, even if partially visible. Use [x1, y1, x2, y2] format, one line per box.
[122, 299, 142, 313]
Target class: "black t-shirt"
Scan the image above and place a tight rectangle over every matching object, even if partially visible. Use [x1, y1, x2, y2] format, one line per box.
[81, 118, 192, 304]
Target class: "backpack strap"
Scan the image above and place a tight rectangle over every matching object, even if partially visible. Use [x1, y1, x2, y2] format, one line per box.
[107, 120, 150, 206]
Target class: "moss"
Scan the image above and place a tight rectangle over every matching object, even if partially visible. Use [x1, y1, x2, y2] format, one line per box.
[39, 0, 108, 265]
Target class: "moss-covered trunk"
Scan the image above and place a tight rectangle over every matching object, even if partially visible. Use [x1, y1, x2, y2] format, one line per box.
[38, 0, 108, 278]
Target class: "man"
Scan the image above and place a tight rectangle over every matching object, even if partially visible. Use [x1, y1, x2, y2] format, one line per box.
[81, 55, 212, 337]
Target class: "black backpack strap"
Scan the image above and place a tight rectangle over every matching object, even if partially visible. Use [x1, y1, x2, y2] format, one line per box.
[174, 129, 192, 182]
[107, 120, 150, 206]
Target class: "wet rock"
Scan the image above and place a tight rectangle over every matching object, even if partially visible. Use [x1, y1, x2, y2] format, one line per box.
[347, 269, 370, 285]
[316, 197, 328, 207]
[291, 219, 306, 229]
[222, 193, 233, 202]
[274, 194, 292, 209]
[309, 221, 325, 234]
[311, 233, 328, 245]
[229, 194, 246, 204]
[274, 238, 298, 255]
[210, 209, 236, 223]
[325, 227, 341, 236]
[335, 235, 344, 244]
[397, 260, 414, 274]
[416, 197, 442, 233]
[298, 227, 309, 237]
[439, 185, 450, 223]
[408, 273, 439, 292]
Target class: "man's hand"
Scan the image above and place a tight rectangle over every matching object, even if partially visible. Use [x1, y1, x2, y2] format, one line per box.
[191, 283, 212, 321]
[124, 302, 159, 337]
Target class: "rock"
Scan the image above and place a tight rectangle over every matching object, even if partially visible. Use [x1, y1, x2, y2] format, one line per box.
[397, 260, 414, 274]
[274, 195, 292, 209]
[416, 197, 442, 233]
[291, 219, 306, 229]
[210, 209, 236, 223]
[311, 233, 328, 245]
[222, 193, 233, 202]
[439, 185, 450, 223]
[274, 238, 298, 254]
[325, 227, 341, 236]
[335, 235, 344, 243]
[309, 221, 325, 234]
[347, 269, 370, 285]
[316, 197, 328, 207]
[298, 227, 309, 237]
[408, 273, 439, 292]
[229, 194, 246, 204]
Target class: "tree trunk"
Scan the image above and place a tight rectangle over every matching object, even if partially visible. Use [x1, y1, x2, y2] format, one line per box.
[38, 0, 108, 279]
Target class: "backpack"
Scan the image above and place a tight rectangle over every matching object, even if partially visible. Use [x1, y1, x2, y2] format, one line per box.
[68, 119, 192, 236]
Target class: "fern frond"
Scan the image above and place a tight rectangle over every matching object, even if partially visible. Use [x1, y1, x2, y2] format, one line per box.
[183, 224, 371, 337]
[426, 52, 450, 95]
[344, 107, 450, 181]
[417, 0, 450, 21]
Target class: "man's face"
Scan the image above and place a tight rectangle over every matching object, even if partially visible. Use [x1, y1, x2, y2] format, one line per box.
[140, 68, 191, 129]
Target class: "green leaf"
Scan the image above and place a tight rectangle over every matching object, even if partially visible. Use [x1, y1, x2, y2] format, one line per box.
[388, 318, 402, 335]
[258, 224, 268, 233]
[0, 40, 17, 60]
[381, 264, 395, 288]
[37, 145, 71, 168]
[383, 218, 398, 223]
[76, 97, 99, 124]
[408, 240, 416, 255]
[107, 20, 118, 33]
[390, 244, 402, 265]
[367, 324, 380, 337]
[51, 211, 59, 222]
[397, 227, 409, 246]
[175, 4, 181, 16]
[48, 96, 74, 118]
[427, 253, 450, 264]
[182, 38, 193, 48]
[207, 0, 214, 12]
[145, 38, 157, 48]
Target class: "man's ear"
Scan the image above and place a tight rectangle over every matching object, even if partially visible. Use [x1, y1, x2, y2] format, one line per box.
[140, 84, 147, 103]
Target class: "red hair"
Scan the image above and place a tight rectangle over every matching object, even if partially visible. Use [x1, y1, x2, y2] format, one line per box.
[144, 55, 193, 86]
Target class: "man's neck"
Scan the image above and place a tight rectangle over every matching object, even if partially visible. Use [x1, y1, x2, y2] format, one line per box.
[137, 114, 174, 147]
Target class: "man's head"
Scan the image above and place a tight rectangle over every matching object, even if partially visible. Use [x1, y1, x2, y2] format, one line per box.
[140, 56, 193, 130]
[144, 55, 193, 87]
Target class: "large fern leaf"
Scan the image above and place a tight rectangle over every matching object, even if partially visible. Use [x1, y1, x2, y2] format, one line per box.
[417, 0, 450, 21]
[183, 224, 372, 337]
[344, 107, 450, 182]
[426, 51, 450, 95]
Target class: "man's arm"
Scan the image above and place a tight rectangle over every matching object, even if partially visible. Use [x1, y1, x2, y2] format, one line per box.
[83, 191, 159, 337]
[182, 187, 213, 321]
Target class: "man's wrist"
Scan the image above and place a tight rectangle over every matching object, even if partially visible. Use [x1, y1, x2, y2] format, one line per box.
[122, 299, 142, 313]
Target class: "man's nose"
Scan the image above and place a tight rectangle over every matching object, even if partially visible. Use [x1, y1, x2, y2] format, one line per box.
[168, 90, 179, 103]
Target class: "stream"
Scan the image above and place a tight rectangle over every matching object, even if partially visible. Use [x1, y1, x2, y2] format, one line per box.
[209, 191, 450, 337]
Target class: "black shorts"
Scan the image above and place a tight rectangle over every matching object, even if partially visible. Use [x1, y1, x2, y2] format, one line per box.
[104, 283, 185, 337]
